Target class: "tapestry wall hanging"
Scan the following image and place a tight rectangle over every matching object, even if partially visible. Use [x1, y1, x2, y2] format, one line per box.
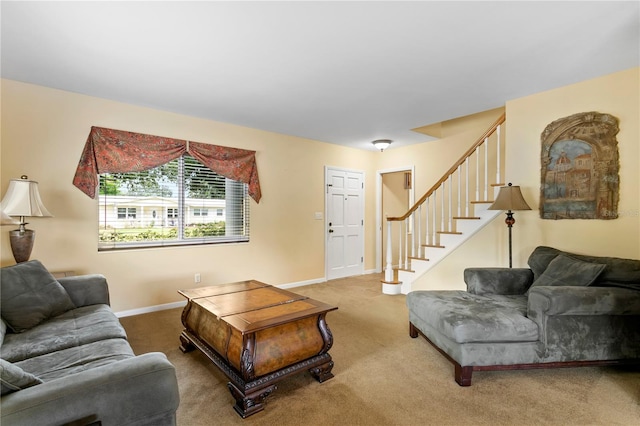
[540, 111, 620, 220]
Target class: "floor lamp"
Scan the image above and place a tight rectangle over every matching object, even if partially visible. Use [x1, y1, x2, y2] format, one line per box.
[488, 183, 531, 268]
[1, 175, 53, 263]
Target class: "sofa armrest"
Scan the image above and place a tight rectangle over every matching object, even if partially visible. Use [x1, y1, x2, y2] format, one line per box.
[464, 268, 534, 295]
[57, 274, 110, 307]
[526, 286, 640, 357]
[0, 353, 180, 426]
[527, 286, 640, 317]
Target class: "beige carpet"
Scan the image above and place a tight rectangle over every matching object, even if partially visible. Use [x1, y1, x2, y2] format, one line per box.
[120, 274, 640, 426]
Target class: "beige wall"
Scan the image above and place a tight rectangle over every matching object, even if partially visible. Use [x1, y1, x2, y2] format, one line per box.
[402, 67, 640, 291]
[2, 67, 638, 310]
[0, 79, 378, 311]
[507, 67, 639, 260]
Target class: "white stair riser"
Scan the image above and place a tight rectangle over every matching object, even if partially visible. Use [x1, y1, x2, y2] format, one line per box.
[455, 220, 481, 234]
[399, 208, 502, 294]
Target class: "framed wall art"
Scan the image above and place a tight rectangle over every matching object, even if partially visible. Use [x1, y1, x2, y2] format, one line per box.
[540, 111, 620, 220]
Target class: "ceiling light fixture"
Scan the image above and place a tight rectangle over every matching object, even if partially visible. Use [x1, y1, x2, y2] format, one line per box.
[372, 139, 392, 152]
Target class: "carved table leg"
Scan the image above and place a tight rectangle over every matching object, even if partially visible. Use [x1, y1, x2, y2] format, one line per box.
[309, 359, 334, 383]
[227, 382, 277, 418]
[179, 331, 195, 353]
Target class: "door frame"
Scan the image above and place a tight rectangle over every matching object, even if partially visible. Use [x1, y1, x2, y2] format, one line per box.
[324, 166, 366, 280]
[375, 166, 415, 273]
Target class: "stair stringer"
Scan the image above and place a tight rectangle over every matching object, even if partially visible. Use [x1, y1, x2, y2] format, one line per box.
[398, 202, 502, 294]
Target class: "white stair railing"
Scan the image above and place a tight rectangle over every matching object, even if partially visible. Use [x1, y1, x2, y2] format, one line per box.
[383, 113, 506, 292]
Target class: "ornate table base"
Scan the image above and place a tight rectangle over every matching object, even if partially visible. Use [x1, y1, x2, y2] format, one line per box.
[180, 329, 334, 418]
[179, 280, 337, 418]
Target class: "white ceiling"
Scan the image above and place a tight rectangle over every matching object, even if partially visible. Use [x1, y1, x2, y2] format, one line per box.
[2, 1, 638, 151]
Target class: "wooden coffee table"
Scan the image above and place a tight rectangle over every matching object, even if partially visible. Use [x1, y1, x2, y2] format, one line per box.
[178, 280, 338, 418]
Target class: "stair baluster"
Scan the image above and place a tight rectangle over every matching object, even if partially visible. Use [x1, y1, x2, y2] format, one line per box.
[382, 113, 506, 295]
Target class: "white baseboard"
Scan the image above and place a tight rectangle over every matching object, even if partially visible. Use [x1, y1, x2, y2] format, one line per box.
[276, 277, 326, 290]
[115, 270, 381, 317]
[277, 269, 379, 289]
[116, 300, 187, 318]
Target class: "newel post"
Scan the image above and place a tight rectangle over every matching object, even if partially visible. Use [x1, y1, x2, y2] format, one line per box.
[385, 219, 394, 282]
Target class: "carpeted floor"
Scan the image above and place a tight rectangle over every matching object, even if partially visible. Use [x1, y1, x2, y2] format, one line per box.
[119, 274, 640, 426]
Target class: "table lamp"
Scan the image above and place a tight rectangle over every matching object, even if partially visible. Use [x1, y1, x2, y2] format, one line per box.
[1, 175, 53, 263]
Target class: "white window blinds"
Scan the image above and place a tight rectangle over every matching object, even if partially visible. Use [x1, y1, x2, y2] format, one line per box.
[98, 155, 249, 250]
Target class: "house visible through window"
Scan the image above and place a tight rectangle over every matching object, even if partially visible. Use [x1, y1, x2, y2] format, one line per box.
[98, 155, 250, 250]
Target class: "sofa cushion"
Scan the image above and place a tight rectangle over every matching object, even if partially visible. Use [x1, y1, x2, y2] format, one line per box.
[528, 246, 640, 289]
[0, 260, 76, 332]
[14, 338, 135, 382]
[529, 254, 606, 291]
[406, 291, 539, 343]
[1, 304, 128, 363]
[483, 294, 529, 313]
[0, 318, 6, 348]
[0, 358, 43, 395]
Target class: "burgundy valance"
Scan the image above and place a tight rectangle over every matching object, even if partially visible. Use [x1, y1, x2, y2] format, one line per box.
[73, 126, 261, 203]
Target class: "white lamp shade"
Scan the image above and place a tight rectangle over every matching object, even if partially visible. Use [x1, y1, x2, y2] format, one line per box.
[1, 177, 53, 217]
[1, 209, 19, 225]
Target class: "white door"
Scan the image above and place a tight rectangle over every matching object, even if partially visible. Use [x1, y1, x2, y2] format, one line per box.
[326, 167, 364, 280]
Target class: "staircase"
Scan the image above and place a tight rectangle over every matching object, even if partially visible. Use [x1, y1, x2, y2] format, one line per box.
[382, 113, 506, 295]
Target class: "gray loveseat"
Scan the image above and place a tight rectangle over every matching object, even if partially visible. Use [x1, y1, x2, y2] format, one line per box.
[1, 260, 180, 425]
[407, 246, 640, 386]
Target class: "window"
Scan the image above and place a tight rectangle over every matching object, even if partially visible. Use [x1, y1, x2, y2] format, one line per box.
[98, 155, 250, 250]
[117, 207, 137, 219]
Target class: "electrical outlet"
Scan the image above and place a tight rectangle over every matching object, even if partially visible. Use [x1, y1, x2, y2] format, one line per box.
[194, 273, 201, 283]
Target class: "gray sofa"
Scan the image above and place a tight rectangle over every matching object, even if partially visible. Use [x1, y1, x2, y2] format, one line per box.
[1, 260, 180, 425]
[407, 246, 640, 386]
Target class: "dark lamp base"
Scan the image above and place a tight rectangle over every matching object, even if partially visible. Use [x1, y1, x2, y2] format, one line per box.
[9, 229, 35, 263]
